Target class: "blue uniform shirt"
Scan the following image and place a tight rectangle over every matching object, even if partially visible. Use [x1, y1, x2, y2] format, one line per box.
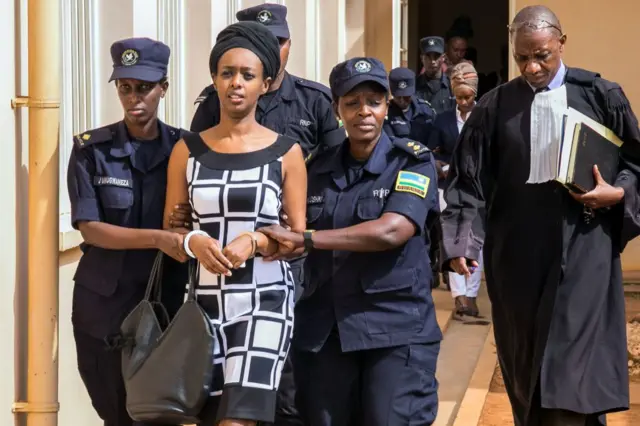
[416, 72, 455, 115]
[383, 96, 435, 146]
[295, 132, 443, 353]
[67, 120, 185, 337]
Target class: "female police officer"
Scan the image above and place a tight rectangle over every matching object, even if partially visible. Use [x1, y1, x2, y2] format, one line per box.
[67, 37, 190, 426]
[259, 57, 442, 426]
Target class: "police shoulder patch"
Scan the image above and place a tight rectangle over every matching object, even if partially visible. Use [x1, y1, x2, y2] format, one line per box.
[194, 84, 216, 105]
[394, 171, 430, 198]
[295, 77, 332, 99]
[392, 138, 431, 159]
[73, 126, 114, 149]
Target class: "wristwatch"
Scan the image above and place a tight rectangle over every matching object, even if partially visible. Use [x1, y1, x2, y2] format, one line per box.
[303, 230, 315, 252]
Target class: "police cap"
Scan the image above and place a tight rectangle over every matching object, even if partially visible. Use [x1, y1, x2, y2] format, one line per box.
[236, 3, 290, 40]
[109, 37, 170, 83]
[389, 67, 416, 97]
[329, 57, 389, 99]
[420, 36, 445, 55]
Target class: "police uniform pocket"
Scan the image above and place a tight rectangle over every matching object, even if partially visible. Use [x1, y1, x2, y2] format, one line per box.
[361, 268, 421, 335]
[99, 186, 134, 209]
[356, 197, 384, 221]
[361, 268, 415, 294]
[306, 204, 324, 224]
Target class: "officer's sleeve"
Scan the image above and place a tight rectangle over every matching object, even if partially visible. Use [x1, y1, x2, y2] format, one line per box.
[383, 158, 439, 236]
[189, 87, 219, 132]
[315, 95, 346, 150]
[67, 145, 102, 229]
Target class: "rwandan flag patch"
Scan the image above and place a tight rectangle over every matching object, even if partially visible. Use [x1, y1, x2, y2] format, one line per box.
[394, 171, 430, 198]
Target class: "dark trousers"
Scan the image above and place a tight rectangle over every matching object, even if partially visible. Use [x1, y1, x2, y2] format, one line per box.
[260, 259, 304, 426]
[73, 328, 174, 426]
[293, 332, 440, 426]
[428, 217, 447, 288]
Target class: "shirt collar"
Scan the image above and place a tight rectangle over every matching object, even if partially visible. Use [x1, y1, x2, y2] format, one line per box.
[456, 104, 474, 122]
[278, 72, 297, 101]
[110, 120, 174, 171]
[526, 61, 566, 92]
[314, 131, 393, 176]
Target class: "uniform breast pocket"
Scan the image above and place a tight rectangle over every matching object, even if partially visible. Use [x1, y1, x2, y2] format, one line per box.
[306, 203, 324, 226]
[356, 196, 385, 222]
[361, 268, 423, 335]
[98, 186, 134, 224]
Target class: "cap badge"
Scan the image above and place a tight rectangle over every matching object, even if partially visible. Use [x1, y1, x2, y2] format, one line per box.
[428, 39, 435, 46]
[257, 10, 273, 24]
[398, 81, 408, 89]
[354, 60, 372, 73]
[121, 49, 139, 66]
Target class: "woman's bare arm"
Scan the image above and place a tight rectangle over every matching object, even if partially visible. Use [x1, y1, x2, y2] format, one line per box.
[164, 140, 191, 230]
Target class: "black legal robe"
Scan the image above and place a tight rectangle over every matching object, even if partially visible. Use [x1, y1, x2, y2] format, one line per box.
[441, 68, 640, 426]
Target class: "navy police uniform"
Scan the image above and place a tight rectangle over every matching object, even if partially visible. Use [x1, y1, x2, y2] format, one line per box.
[190, 4, 345, 158]
[384, 67, 435, 146]
[293, 58, 442, 426]
[67, 38, 187, 426]
[416, 36, 455, 115]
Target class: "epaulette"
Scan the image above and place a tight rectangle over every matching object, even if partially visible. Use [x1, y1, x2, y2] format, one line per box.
[73, 125, 114, 149]
[194, 85, 216, 105]
[417, 98, 432, 107]
[565, 68, 600, 87]
[392, 138, 431, 160]
[167, 125, 189, 142]
[294, 77, 332, 99]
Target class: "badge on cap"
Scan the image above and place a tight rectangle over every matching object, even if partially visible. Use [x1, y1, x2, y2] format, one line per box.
[257, 10, 272, 24]
[398, 81, 408, 89]
[428, 39, 435, 46]
[354, 60, 371, 73]
[121, 49, 139, 66]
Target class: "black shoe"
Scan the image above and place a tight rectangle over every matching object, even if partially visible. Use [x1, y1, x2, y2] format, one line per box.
[454, 296, 471, 317]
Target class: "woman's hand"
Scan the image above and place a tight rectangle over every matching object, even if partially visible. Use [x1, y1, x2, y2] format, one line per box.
[570, 165, 625, 209]
[168, 203, 193, 229]
[188, 234, 234, 276]
[156, 231, 189, 263]
[449, 257, 479, 279]
[223, 234, 256, 269]
[257, 225, 304, 261]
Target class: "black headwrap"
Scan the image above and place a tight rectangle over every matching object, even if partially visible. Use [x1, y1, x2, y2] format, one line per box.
[209, 21, 281, 80]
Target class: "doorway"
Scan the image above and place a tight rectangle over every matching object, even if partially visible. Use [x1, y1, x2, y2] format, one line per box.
[403, 0, 509, 85]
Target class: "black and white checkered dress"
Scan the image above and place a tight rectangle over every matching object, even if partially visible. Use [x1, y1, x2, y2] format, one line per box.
[183, 133, 295, 423]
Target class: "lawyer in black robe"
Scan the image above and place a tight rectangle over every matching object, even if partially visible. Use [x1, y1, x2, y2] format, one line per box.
[441, 66, 640, 425]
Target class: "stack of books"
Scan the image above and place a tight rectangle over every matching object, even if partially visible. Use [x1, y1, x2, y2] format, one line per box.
[555, 108, 622, 193]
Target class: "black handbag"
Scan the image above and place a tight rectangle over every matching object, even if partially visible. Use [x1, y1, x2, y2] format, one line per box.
[120, 252, 214, 424]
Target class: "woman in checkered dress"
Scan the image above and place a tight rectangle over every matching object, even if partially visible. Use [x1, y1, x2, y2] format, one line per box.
[162, 22, 306, 426]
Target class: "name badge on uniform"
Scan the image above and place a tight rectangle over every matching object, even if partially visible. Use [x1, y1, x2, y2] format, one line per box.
[394, 171, 429, 198]
[307, 195, 324, 204]
[372, 188, 390, 199]
[93, 176, 132, 188]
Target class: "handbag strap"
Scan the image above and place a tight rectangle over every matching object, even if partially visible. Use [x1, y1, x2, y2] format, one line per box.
[186, 259, 199, 301]
[143, 251, 164, 302]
